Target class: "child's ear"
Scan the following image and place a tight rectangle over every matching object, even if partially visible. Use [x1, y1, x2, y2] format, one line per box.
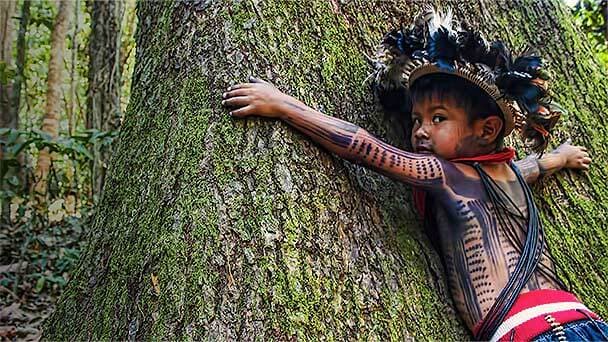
[479, 116, 503, 143]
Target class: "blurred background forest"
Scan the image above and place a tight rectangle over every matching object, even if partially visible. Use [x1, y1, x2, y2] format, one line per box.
[0, 0, 605, 340]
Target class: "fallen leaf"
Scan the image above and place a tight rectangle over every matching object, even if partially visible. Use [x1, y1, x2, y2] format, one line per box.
[64, 195, 76, 214]
[0, 325, 17, 339]
[0, 261, 28, 273]
[0, 303, 21, 321]
[10, 203, 19, 222]
[150, 274, 160, 295]
[48, 199, 65, 223]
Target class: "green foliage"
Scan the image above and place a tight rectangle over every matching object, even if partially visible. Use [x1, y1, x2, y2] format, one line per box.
[0, 61, 16, 85]
[572, 0, 608, 65]
[0, 128, 117, 196]
[0, 0, 136, 338]
[0, 127, 115, 339]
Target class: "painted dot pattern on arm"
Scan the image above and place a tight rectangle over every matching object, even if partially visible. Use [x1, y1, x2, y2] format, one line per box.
[346, 130, 446, 189]
[279, 103, 446, 190]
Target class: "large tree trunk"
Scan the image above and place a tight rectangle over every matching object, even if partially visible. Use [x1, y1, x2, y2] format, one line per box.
[33, 0, 72, 196]
[44, 0, 608, 340]
[86, 0, 124, 197]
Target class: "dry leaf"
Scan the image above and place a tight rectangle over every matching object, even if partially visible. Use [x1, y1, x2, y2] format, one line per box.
[48, 199, 65, 223]
[64, 194, 76, 215]
[150, 274, 160, 295]
[0, 262, 28, 273]
[0, 325, 17, 339]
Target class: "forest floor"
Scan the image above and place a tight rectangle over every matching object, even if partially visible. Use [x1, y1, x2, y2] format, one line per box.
[0, 203, 93, 341]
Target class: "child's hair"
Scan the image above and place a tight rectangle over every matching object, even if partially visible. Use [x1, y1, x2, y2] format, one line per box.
[409, 73, 505, 149]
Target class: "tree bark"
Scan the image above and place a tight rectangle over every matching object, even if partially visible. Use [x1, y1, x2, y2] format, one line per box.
[33, 0, 73, 196]
[87, 0, 124, 197]
[44, 0, 608, 340]
[11, 0, 30, 130]
[0, 0, 16, 129]
[67, 0, 79, 136]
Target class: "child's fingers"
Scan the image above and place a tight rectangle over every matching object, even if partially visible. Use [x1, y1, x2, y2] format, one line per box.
[222, 96, 251, 108]
[223, 88, 250, 98]
[249, 76, 270, 84]
[230, 105, 254, 117]
[227, 83, 253, 91]
[582, 156, 592, 164]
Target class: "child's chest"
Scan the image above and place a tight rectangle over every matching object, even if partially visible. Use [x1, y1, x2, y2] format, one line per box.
[436, 168, 528, 229]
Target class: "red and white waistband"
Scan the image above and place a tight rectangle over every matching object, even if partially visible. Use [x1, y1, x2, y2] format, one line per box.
[473, 289, 601, 342]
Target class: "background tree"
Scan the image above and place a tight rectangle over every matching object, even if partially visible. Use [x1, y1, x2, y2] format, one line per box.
[33, 0, 73, 196]
[572, 0, 608, 64]
[44, 0, 608, 340]
[1, 0, 18, 211]
[12, 0, 31, 131]
[0, 0, 17, 129]
[86, 0, 124, 197]
[1, 1, 136, 339]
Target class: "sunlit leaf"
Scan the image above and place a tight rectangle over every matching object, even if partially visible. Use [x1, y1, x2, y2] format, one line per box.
[151, 274, 160, 295]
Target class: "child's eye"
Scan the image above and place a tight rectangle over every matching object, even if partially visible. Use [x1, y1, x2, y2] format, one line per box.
[412, 117, 421, 125]
[432, 115, 446, 123]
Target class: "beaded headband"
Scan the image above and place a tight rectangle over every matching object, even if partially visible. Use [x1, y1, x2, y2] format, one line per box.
[369, 6, 562, 153]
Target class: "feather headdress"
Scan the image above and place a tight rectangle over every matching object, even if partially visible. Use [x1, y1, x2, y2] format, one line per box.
[369, 6, 562, 153]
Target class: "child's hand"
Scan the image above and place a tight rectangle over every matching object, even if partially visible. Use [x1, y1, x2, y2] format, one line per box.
[222, 76, 294, 119]
[552, 139, 591, 170]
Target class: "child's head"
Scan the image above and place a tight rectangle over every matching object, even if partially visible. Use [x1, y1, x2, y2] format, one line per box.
[409, 74, 505, 160]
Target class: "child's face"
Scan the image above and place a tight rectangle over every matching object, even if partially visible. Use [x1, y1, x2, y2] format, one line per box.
[410, 96, 485, 160]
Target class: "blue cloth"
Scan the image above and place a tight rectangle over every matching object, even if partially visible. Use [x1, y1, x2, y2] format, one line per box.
[533, 319, 608, 341]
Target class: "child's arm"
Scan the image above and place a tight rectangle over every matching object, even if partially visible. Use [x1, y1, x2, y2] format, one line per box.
[222, 77, 446, 190]
[514, 140, 591, 183]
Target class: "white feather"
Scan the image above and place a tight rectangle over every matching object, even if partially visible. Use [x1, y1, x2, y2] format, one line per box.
[427, 7, 453, 35]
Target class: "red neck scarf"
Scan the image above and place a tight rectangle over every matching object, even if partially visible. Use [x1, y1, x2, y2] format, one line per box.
[412, 147, 516, 218]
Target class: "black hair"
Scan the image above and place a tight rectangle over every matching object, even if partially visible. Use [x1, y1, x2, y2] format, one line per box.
[409, 73, 505, 148]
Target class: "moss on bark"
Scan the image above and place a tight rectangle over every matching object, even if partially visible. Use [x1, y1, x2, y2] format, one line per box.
[44, 0, 607, 340]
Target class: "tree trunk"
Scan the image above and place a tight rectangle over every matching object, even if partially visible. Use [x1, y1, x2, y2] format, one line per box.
[87, 0, 124, 197]
[0, 0, 16, 129]
[0, 0, 17, 216]
[12, 0, 30, 129]
[33, 0, 73, 196]
[67, 0, 79, 136]
[44, 0, 608, 340]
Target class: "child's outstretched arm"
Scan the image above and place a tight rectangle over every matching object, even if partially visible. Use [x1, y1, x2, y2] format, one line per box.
[514, 139, 591, 184]
[222, 77, 446, 190]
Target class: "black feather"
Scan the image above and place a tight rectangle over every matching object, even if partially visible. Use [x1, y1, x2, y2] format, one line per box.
[458, 21, 489, 63]
[398, 27, 425, 55]
[511, 55, 543, 79]
[483, 41, 512, 71]
[428, 26, 459, 71]
[497, 71, 546, 114]
[381, 29, 404, 52]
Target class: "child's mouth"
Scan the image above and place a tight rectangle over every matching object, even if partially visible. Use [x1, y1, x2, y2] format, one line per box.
[415, 145, 434, 154]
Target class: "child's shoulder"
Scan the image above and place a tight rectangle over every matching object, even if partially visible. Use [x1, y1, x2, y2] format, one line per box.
[449, 161, 517, 183]
[434, 159, 518, 199]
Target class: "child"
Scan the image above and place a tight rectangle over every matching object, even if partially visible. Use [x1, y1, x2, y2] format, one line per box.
[221, 8, 604, 342]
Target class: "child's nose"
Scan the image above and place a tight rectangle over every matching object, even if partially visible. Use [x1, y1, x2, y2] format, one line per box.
[414, 126, 430, 140]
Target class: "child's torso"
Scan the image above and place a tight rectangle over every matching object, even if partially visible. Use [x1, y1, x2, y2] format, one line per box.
[431, 162, 562, 331]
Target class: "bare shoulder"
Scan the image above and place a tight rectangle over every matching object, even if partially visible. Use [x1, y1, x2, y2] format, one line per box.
[451, 162, 517, 183]
[452, 162, 479, 178]
[431, 161, 521, 203]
